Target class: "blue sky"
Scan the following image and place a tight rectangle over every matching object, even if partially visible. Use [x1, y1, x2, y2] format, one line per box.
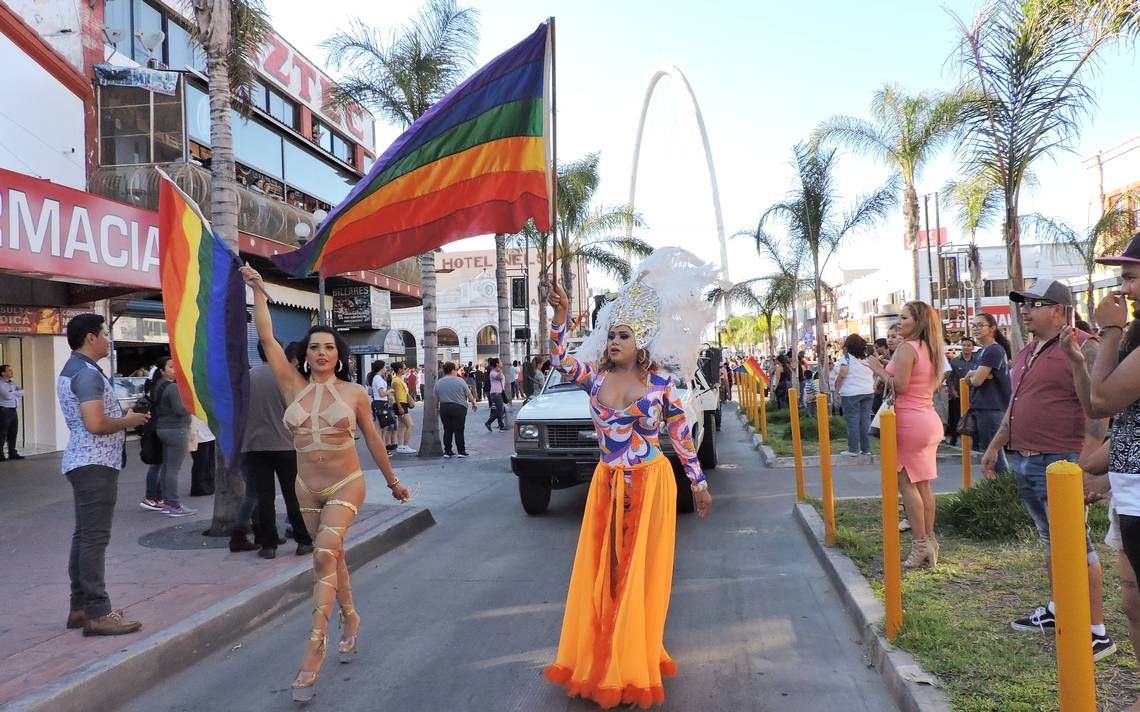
[274, 0, 1140, 289]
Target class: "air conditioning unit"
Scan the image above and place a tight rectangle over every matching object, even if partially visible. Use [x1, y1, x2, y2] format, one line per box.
[513, 327, 530, 341]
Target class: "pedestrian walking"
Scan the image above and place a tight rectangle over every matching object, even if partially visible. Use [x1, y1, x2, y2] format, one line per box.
[391, 363, 415, 453]
[57, 313, 149, 636]
[435, 362, 477, 457]
[405, 365, 419, 402]
[484, 358, 509, 432]
[542, 250, 715, 708]
[980, 278, 1115, 659]
[188, 415, 215, 496]
[967, 312, 1012, 470]
[835, 334, 874, 456]
[242, 265, 410, 701]
[864, 301, 944, 569]
[509, 360, 521, 399]
[0, 364, 25, 460]
[236, 342, 315, 558]
[148, 356, 197, 518]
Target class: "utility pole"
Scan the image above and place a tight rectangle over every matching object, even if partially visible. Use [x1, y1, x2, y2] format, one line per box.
[923, 195, 934, 305]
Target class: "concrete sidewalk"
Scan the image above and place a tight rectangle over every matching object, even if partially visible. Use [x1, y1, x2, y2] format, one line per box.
[0, 439, 433, 711]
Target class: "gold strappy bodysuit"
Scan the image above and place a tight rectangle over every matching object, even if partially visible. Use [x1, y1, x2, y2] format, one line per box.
[283, 378, 364, 686]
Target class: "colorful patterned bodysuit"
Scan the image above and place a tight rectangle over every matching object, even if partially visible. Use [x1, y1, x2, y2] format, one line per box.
[550, 322, 706, 488]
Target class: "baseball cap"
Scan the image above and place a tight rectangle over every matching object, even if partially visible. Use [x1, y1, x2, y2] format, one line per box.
[1008, 278, 1073, 307]
[1094, 232, 1140, 267]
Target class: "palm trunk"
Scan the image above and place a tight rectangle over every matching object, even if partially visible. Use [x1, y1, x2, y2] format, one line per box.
[561, 237, 574, 326]
[537, 237, 551, 356]
[969, 238, 983, 314]
[417, 252, 442, 456]
[494, 233, 512, 370]
[813, 255, 829, 398]
[1086, 268, 1095, 322]
[904, 183, 921, 300]
[1004, 200, 1026, 352]
[197, 0, 242, 537]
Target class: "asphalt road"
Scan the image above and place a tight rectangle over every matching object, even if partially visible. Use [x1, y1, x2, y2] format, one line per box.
[121, 406, 896, 712]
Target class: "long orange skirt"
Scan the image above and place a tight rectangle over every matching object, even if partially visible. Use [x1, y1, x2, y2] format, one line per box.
[544, 454, 678, 709]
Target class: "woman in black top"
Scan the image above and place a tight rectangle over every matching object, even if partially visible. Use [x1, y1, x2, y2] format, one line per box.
[148, 357, 195, 517]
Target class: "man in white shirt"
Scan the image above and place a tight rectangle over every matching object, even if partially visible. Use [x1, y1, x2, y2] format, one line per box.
[0, 364, 25, 461]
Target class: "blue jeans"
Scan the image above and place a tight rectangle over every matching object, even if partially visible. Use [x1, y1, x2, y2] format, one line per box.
[842, 393, 873, 454]
[974, 409, 1007, 473]
[1008, 451, 1097, 564]
[145, 462, 163, 501]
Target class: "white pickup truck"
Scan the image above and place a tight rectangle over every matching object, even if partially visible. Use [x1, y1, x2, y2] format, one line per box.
[510, 350, 722, 515]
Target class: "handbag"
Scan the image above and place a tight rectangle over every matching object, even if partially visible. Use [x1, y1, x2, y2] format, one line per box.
[956, 408, 979, 439]
[869, 386, 893, 438]
[139, 381, 171, 465]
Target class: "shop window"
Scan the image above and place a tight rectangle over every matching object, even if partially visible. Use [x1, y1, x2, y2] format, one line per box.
[438, 329, 460, 347]
[983, 279, 1012, 297]
[187, 83, 283, 179]
[250, 79, 268, 112]
[477, 325, 498, 346]
[153, 89, 184, 163]
[332, 134, 353, 164]
[165, 21, 203, 72]
[283, 138, 358, 204]
[313, 120, 333, 153]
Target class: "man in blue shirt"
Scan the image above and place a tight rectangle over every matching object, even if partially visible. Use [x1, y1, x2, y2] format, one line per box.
[57, 314, 150, 636]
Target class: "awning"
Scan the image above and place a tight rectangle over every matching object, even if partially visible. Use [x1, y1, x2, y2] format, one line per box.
[338, 329, 406, 356]
[263, 282, 320, 311]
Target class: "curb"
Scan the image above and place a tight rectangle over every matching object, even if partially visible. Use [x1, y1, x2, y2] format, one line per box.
[8, 506, 435, 712]
[793, 502, 951, 712]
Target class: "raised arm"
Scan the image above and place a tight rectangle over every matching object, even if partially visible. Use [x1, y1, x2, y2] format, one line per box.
[547, 282, 597, 388]
[1088, 294, 1140, 416]
[663, 378, 712, 517]
[240, 265, 306, 397]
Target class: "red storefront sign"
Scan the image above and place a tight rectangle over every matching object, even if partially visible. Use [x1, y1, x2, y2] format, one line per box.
[903, 227, 948, 251]
[0, 305, 88, 335]
[0, 167, 161, 289]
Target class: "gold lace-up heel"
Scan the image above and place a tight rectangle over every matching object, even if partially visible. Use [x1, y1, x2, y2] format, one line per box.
[338, 605, 359, 663]
[291, 630, 326, 702]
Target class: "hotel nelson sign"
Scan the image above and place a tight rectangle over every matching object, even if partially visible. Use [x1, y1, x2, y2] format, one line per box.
[0, 168, 161, 289]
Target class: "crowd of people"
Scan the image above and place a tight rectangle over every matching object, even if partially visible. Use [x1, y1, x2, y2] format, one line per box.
[718, 241, 1140, 670]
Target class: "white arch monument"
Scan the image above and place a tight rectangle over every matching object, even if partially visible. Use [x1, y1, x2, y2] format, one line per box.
[627, 65, 730, 293]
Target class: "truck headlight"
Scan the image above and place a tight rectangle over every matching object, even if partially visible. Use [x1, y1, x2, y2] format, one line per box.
[518, 424, 539, 440]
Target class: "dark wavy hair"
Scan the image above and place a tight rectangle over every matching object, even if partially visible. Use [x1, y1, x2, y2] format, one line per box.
[976, 312, 1012, 359]
[842, 334, 868, 359]
[296, 326, 353, 381]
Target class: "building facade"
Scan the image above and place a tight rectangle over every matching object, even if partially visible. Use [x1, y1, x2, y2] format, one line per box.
[0, 0, 421, 453]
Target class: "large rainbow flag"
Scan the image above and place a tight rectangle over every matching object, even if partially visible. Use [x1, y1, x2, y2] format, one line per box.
[273, 22, 552, 277]
[157, 171, 250, 460]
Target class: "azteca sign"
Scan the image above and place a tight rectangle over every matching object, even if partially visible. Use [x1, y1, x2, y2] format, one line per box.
[0, 168, 161, 289]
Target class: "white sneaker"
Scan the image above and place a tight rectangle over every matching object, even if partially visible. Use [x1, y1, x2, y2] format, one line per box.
[397, 445, 416, 454]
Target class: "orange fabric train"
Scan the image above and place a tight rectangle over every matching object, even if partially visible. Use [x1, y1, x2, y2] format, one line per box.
[544, 454, 678, 709]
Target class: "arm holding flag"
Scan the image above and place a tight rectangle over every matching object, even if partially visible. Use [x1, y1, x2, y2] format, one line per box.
[240, 265, 307, 399]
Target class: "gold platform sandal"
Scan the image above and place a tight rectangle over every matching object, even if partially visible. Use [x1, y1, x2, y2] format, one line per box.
[338, 605, 359, 663]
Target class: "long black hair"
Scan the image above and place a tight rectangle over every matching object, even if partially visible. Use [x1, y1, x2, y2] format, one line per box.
[146, 355, 172, 400]
[296, 326, 353, 381]
[977, 312, 1012, 359]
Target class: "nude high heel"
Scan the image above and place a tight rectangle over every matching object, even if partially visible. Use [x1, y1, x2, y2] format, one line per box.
[903, 537, 930, 569]
[928, 533, 940, 568]
[291, 630, 325, 703]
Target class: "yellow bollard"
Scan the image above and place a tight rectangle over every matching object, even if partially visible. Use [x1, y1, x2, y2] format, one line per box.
[744, 374, 752, 424]
[760, 382, 768, 443]
[790, 388, 805, 501]
[879, 408, 902, 640]
[959, 377, 972, 489]
[1046, 460, 1096, 711]
[817, 392, 836, 546]
[753, 377, 762, 432]
[750, 375, 759, 430]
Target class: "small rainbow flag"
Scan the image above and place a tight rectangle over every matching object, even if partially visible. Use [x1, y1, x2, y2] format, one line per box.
[273, 22, 552, 277]
[743, 357, 770, 387]
[157, 171, 250, 460]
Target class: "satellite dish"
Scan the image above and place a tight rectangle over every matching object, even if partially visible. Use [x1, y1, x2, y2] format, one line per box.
[104, 27, 124, 45]
[136, 30, 165, 54]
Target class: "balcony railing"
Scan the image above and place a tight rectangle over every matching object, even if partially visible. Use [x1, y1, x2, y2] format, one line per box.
[88, 161, 421, 287]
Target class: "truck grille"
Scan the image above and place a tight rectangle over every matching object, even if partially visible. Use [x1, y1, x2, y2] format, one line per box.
[546, 424, 597, 449]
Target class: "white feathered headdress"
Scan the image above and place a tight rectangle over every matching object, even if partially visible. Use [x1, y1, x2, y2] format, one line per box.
[576, 247, 717, 379]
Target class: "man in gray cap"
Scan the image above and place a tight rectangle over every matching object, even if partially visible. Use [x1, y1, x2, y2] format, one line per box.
[981, 278, 1115, 658]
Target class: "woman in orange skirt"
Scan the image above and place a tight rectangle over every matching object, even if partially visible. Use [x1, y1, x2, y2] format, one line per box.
[542, 248, 716, 709]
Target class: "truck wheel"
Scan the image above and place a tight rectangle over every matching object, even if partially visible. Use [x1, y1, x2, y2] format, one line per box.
[670, 459, 695, 514]
[698, 412, 718, 470]
[519, 478, 552, 515]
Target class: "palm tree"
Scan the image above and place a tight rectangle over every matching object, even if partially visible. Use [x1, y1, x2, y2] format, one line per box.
[953, 0, 1138, 347]
[190, 0, 270, 536]
[493, 232, 512, 375]
[941, 172, 1002, 314]
[761, 143, 896, 390]
[1023, 194, 1138, 319]
[553, 153, 651, 320]
[813, 83, 966, 300]
[322, 0, 480, 457]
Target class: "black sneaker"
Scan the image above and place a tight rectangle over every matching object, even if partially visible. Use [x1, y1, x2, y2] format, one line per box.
[1010, 605, 1056, 632]
[442, 453, 452, 458]
[1093, 632, 1117, 661]
[485, 423, 492, 432]
[457, 452, 469, 458]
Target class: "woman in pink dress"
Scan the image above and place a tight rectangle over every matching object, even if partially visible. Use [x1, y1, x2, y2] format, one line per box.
[865, 301, 945, 568]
